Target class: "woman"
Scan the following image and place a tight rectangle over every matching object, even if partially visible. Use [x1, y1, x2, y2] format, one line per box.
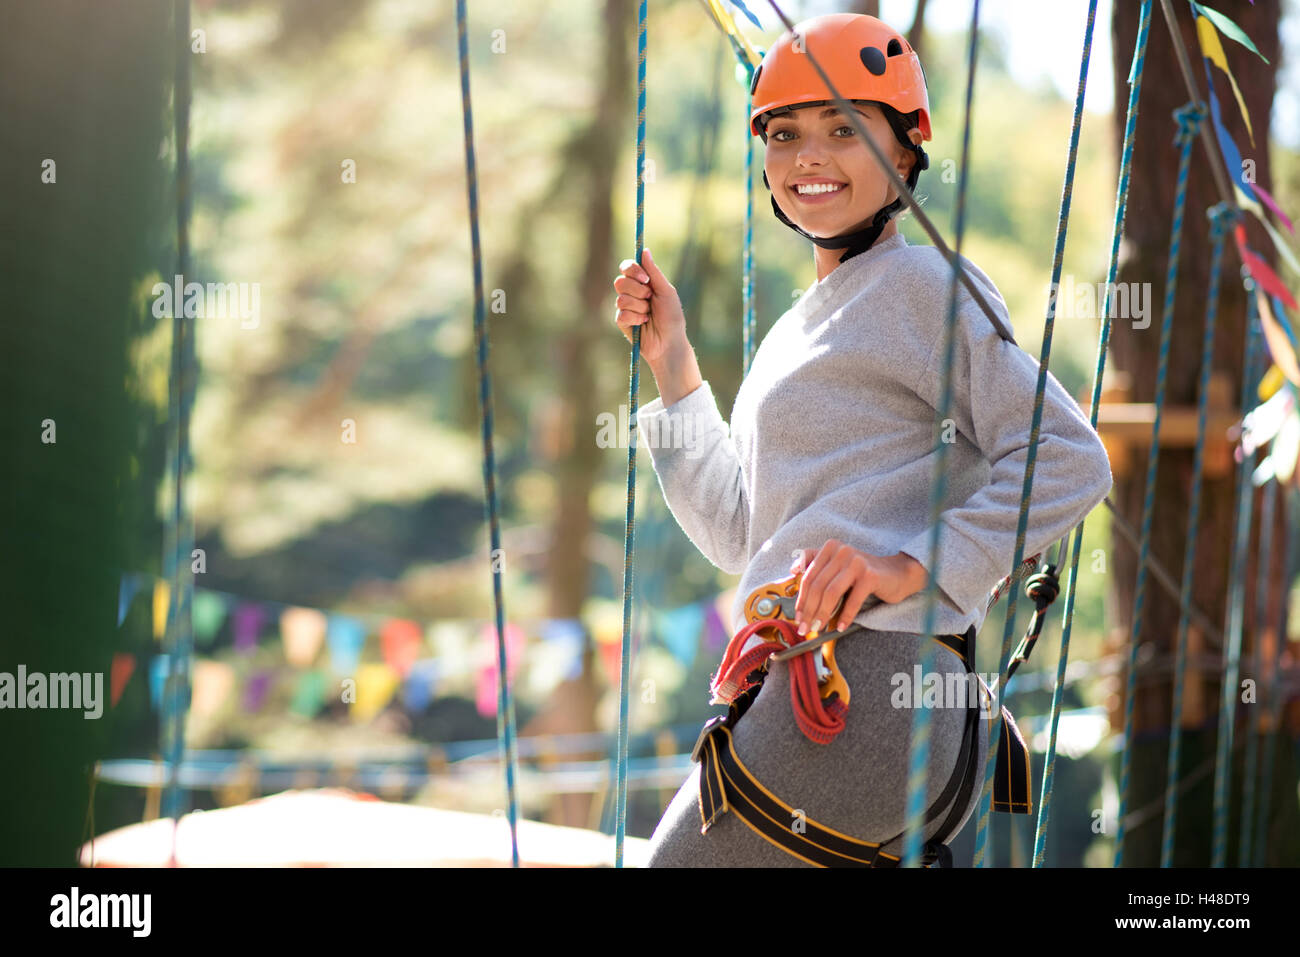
[612, 13, 1112, 867]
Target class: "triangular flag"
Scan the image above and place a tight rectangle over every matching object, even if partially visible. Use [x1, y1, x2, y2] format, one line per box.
[401, 659, 439, 712]
[476, 621, 526, 717]
[1271, 409, 1300, 483]
[289, 669, 328, 718]
[149, 654, 169, 710]
[540, 619, 586, 681]
[1236, 226, 1298, 310]
[232, 602, 266, 655]
[1251, 182, 1294, 234]
[654, 602, 706, 670]
[1259, 363, 1286, 401]
[596, 637, 622, 687]
[326, 615, 367, 677]
[1195, 13, 1253, 145]
[479, 620, 526, 681]
[1257, 292, 1300, 388]
[1190, 2, 1269, 63]
[190, 659, 235, 719]
[703, 600, 729, 653]
[242, 669, 275, 713]
[352, 662, 400, 721]
[110, 652, 135, 707]
[1203, 67, 1249, 197]
[117, 574, 139, 628]
[1249, 207, 1300, 277]
[192, 590, 227, 646]
[281, 607, 327, 668]
[152, 580, 170, 642]
[380, 618, 423, 678]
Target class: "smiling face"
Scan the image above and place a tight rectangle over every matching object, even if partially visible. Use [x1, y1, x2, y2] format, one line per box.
[763, 103, 919, 241]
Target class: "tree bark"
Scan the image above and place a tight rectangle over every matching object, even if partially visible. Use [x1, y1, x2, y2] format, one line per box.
[528, 0, 633, 831]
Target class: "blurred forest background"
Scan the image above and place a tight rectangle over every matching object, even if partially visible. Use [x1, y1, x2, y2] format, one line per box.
[4, 0, 1299, 866]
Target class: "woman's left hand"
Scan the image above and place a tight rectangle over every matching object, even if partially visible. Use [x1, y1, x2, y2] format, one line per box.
[789, 540, 930, 636]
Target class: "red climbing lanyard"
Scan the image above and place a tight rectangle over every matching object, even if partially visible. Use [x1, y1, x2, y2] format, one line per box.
[710, 614, 849, 745]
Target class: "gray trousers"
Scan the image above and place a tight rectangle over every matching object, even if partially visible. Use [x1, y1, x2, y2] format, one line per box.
[647, 627, 990, 867]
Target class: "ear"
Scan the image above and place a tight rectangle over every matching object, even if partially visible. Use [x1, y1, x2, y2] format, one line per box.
[896, 144, 918, 180]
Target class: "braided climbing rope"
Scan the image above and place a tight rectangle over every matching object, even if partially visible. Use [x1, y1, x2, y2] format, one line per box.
[904, 0, 981, 869]
[457, 0, 522, 867]
[1159, 202, 1236, 867]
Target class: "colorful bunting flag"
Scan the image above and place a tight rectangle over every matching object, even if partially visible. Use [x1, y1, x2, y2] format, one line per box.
[703, 600, 729, 653]
[192, 590, 227, 647]
[280, 607, 327, 668]
[401, 659, 440, 712]
[232, 603, 265, 655]
[1236, 226, 1298, 310]
[289, 669, 328, 718]
[380, 618, 423, 678]
[326, 615, 367, 676]
[654, 602, 706, 670]
[1251, 182, 1294, 234]
[1250, 208, 1300, 277]
[152, 581, 170, 642]
[1257, 292, 1300, 388]
[117, 574, 139, 628]
[190, 659, 235, 719]
[540, 619, 586, 682]
[1190, 2, 1269, 63]
[475, 621, 526, 718]
[1195, 12, 1254, 145]
[110, 652, 135, 708]
[352, 662, 400, 721]
[242, 669, 275, 713]
[149, 654, 169, 709]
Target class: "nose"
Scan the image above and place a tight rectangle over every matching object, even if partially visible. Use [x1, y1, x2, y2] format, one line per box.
[795, 141, 828, 169]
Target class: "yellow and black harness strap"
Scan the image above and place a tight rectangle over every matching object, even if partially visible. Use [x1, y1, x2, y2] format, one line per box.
[692, 628, 980, 868]
[993, 702, 1032, 814]
[698, 722, 902, 866]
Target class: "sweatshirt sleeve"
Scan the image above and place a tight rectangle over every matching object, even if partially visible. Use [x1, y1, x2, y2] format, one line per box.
[896, 284, 1114, 618]
[637, 380, 750, 575]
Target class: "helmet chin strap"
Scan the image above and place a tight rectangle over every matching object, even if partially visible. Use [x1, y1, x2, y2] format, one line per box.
[762, 139, 928, 265]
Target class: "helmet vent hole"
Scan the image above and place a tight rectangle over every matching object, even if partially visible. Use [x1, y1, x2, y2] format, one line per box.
[859, 45, 887, 75]
[887, 38, 904, 57]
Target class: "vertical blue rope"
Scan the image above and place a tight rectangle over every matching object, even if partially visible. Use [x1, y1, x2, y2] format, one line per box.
[903, 0, 980, 870]
[161, 0, 196, 867]
[456, 0, 521, 868]
[971, 0, 1099, 868]
[1158, 201, 1235, 867]
[1109, 100, 1200, 866]
[615, 0, 648, 868]
[1253, 481, 1295, 865]
[1212, 273, 1262, 868]
[1238, 459, 1276, 866]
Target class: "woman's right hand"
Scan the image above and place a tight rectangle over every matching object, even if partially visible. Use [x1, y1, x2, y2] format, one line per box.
[612, 248, 688, 366]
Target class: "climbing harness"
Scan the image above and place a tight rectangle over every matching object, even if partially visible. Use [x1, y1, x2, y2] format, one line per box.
[691, 567, 1042, 867]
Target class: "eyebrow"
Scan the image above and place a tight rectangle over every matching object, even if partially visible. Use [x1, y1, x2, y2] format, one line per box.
[770, 106, 870, 125]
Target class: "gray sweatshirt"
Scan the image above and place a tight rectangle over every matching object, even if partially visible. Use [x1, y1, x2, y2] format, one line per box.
[637, 231, 1113, 638]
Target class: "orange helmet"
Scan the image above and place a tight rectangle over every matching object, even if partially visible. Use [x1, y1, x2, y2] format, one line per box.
[749, 13, 931, 141]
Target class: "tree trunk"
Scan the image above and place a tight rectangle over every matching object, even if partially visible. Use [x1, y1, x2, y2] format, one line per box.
[530, 0, 633, 831]
[1108, 0, 1295, 866]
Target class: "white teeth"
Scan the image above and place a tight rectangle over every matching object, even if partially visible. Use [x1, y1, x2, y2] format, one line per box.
[795, 182, 844, 195]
